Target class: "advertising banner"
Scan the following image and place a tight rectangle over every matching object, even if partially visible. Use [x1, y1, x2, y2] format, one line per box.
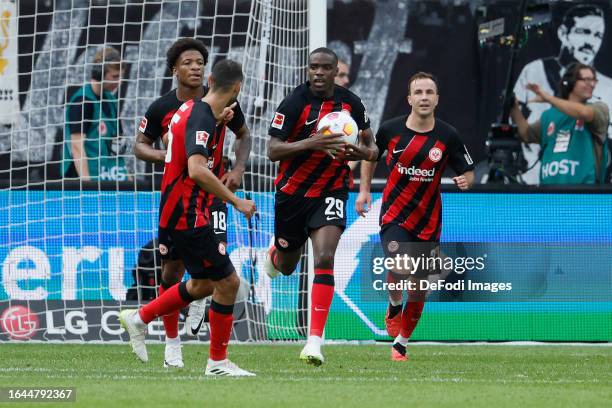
[1, 191, 611, 341]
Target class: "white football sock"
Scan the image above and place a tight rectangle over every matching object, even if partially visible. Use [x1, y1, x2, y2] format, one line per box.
[389, 297, 403, 307]
[166, 335, 180, 345]
[132, 311, 146, 328]
[307, 335, 323, 347]
[394, 334, 409, 346]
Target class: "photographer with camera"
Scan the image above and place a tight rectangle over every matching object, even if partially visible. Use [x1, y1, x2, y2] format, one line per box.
[510, 62, 609, 185]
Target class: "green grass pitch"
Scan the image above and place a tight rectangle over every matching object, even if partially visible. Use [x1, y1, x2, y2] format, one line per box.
[0, 343, 610, 407]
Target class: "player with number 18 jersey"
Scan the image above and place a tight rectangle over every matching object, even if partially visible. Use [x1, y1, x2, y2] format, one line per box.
[121, 59, 256, 377]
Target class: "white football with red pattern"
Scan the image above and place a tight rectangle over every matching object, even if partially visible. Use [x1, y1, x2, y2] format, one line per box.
[316, 110, 359, 145]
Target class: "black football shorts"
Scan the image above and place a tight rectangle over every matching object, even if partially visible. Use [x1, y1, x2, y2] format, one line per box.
[209, 197, 228, 244]
[170, 225, 235, 280]
[158, 227, 181, 262]
[379, 223, 440, 278]
[274, 190, 348, 252]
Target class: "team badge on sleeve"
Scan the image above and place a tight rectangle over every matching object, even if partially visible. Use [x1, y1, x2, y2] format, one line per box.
[138, 117, 148, 133]
[272, 112, 285, 129]
[196, 131, 210, 146]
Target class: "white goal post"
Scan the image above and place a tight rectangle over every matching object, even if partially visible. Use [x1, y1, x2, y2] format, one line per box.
[0, 0, 325, 343]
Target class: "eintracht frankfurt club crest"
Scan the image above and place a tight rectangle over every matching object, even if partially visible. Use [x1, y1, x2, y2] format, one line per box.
[429, 147, 442, 162]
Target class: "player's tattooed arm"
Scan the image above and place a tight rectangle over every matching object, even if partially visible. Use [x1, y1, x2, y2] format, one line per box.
[221, 124, 251, 191]
[267, 127, 345, 161]
[134, 132, 166, 163]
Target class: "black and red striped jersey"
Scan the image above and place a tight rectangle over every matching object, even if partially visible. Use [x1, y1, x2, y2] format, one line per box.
[268, 82, 370, 197]
[376, 116, 474, 241]
[159, 100, 223, 230]
[138, 86, 245, 178]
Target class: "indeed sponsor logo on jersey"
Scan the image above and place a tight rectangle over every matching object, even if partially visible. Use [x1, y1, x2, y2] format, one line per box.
[542, 159, 580, 178]
[396, 163, 435, 181]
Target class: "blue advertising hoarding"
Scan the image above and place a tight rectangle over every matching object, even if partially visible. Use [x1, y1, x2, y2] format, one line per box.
[1, 191, 611, 340]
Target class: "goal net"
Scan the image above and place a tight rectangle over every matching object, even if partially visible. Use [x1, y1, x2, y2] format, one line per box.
[0, 0, 311, 342]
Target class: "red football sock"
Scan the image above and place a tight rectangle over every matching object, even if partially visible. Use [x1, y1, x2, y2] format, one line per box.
[387, 272, 403, 307]
[310, 268, 334, 337]
[399, 301, 425, 339]
[209, 300, 234, 361]
[158, 285, 179, 339]
[139, 282, 192, 324]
